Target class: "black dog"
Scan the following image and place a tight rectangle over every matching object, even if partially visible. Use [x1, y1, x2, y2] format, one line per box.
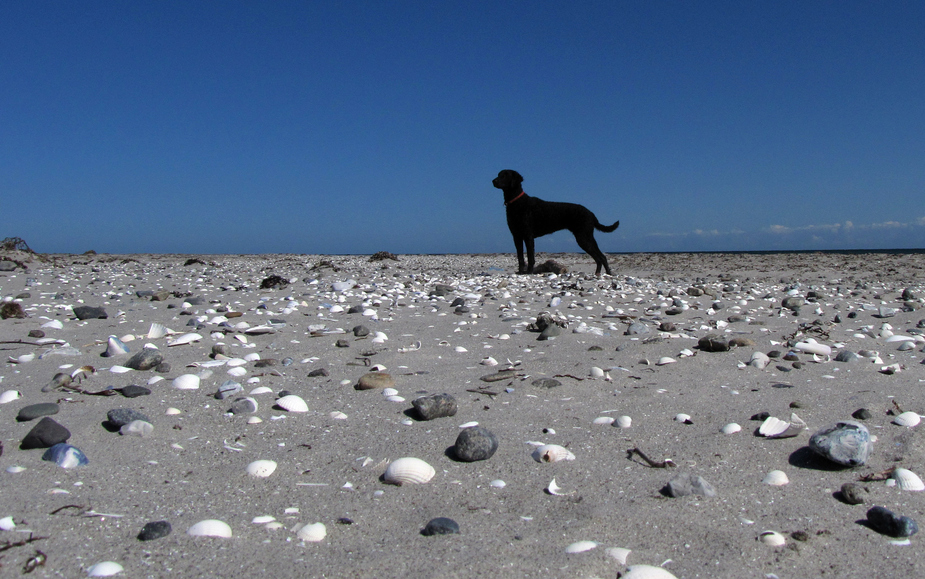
[492, 169, 619, 275]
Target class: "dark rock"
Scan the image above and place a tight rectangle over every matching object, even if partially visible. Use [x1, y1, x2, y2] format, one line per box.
[21, 417, 71, 449]
[658, 322, 676, 332]
[809, 421, 872, 467]
[454, 306, 470, 314]
[664, 473, 716, 498]
[698, 335, 730, 352]
[533, 259, 567, 274]
[751, 411, 771, 421]
[107, 408, 151, 428]
[125, 349, 165, 371]
[308, 368, 329, 377]
[151, 291, 171, 301]
[254, 358, 278, 368]
[17, 402, 60, 421]
[835, 350, 860, 363]
[73, 305, 108, 320]
[138, 520, 172, 541]
[450, 297, 466, 307]
[155, 362, 171, 373]
[453, 426, 499, 461]
[118, 385, 151, 398]
[28, 329, 45, 338]
[421, 517, 460, 536]
[260, 275, 289, 289]
[729, 337, 755, 348]
[0, 302, 26, 319]
[783, 352, 800, 361]
[335, 338, 350, 348]
[626, 322, 650, 336]
[430, 284, 454, 297]
[412, 393, 458, 420]
[840, 482, 867, 505]
[851, 408, 872, 420]
[353, 325, 370, 337]
[867, 506, 918, 537]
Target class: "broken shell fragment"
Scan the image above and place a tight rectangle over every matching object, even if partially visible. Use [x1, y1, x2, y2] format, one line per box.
[564, 540, 598, 554]
[758, 413, 806, 438]
[621, 565, 678, 579]
[656, 356, 676, 365]
[532, 444, 575, 463]
[605, 547, 631, 565]
[187, 519, 232, 538]
[383, 457, 435, 485]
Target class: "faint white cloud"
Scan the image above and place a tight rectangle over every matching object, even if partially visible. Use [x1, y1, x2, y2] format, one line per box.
[871, 220, 905, 229]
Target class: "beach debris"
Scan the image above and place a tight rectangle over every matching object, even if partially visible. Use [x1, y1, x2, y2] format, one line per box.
[628, 447, 675, 468]
[664, 473, 716, 498]
[42, 443, 89, 468]
[809, 421, 872, 466]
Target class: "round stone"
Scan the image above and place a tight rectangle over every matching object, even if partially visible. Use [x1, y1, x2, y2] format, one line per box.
[118, 385, 151, 398]
[72, 305, 108, 320]
[16, 402, 60, 422]
[356, 372, 395, 390]
[453, 426, 499, 462]
[809, 421, 872, 467]
[352, 325, 370, 337]
[625, 322, 650, 336]
[125, 349, 165, 371]
[840, 482, 867, 505]
[867, 506, 918, 537]
[412, 393, 458, 420]
[107, 408, 151, 428]
[138, 520, 172, 541]
[421, 517, 460, 536]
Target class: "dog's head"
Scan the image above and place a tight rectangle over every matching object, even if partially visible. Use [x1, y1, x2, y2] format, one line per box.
[492, 169, 523, 190]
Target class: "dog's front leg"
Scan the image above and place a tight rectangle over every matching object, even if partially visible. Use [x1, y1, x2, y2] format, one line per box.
[513, 238, 527, 274]
[525, 237, 536, 273]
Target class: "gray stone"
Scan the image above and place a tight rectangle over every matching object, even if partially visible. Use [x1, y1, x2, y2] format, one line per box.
[835, 350, 860, 363]
[877, 306, 897, 318]
[421, 517, 459, 536]
[532, 378, 561, 389]
[21, 417, 70, 449]
[453, 426, 499, 461]
[867, 506, 918, 537]
[412, 393, 458, 420]
[809, 421, 872, 467]
[353, 325, 370, 337]
[73, 305, 108, 320]
[119, 385, 151, 398]
[107, 408, 151, 427]
[840, 482, 867, 505]
[215, 380, 243, 400]
[698, 335, 731, 352]
[782, 296, 804, 310]
[120, 420, 154, 437]
[0, 260, 17, 272]
[230, 397, 258, 414]
[538, 325, 561, 340]
[17, 402, 59, 422]
[125, 349, 165, 371]
[625, 322, 650, 336]
[665, 473, 716, 498]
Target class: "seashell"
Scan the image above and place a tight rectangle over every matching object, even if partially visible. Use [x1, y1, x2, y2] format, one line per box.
[104, 336, 130, 357]
[593, 416, 615, 425]
[6, 466, 25, 474]
[758, 413, 806, 438]
[371, 331, 388, 344]
[615, 415, 632, 428]
[794, 341, 831, 356]
[656, 357, 676, 365]
[227, 366, 247, 377]
[893, 411, 921, 427]
[0, 516, 15, 531]
[276, 394, 308, 413]
[459, 421, 479, 428]
[886, 334, 914, 343]
[892, 468, 925, 491]
[329, 411, 348, 420]
[172, 374, 200, 390]
[234, 334, 248, 344]
[249, 386, 274, 395]
[252, 515, 276, 524]
[165, 407, 181, 415]
[749, 351, 770, 369]
[245, 459, 278, 478]
[226, 358, 247, 366]
[490, 479, 506, 488]
[167, 332, 202, 346]
[42, 443, 89, 468]
[454, 346, 468, 353]
[0, 390, 22, 404]
[397, 341, 422, 353]
[381, 387, 399, 396]
[759, 530, 786, 547]
[720, 423, 742, 434]
[481, 356, 499, 366]
[674, 413, 692, 423]
[108, 365, 131, 373]
[547, 477, 573, 496]
[590, 366, 605, 378]
[42, 319, 64, 329]
[87, 561, 124, 577]
[763, 470, 789, 486]
[247, 416, 263, 424]
[296, 522, 327, 542]
[245, 325, 275, 335]
[11, 353, 35, 364]
[532, 444, 575, 463]
[147, 322, 169, 339]
[605, 547, 631, 565]
[564, 540, 598, 554]
[243, 352, 261, 362]
[621, 565, 678, 579]
[187, 519, 232, 538]
[383, 457, 435, 485]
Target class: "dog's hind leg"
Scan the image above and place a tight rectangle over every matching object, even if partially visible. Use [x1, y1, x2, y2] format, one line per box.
[575, 234, 611, 276]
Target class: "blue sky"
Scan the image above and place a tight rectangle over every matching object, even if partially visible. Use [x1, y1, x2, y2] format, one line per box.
[2, 2, 923, 255]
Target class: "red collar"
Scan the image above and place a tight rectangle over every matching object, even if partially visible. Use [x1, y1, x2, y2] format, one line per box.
[505, 191, 526, 206]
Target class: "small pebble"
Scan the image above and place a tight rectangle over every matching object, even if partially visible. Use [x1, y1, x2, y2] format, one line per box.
[421, 517, 460, 536]
[453, 426, 499, 461]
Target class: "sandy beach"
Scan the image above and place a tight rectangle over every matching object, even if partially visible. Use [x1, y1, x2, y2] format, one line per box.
[1, 250, 924, 578]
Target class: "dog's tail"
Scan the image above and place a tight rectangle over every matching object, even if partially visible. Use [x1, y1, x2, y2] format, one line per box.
[595, 219, 620, 233]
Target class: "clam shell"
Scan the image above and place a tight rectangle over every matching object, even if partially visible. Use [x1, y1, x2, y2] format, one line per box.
[87, 561, 124, 577]
[247, 416, 263, 424]
[893, 412, 921, 427]
[165, 407, 182, 415]
[0, 390, 21, 404]
[593, 416, 615, 425]
[252, 515, 276, 524]
[590, 366, 605, 378]
[167, 332, 202, 347]
[249, 386, 274, 395]
[621, 565, 678, 579]
[490, 479, 506, 488]
[187, 519, 232, 538]
[532, 444, 575, 463]
[763, 470, 789, 486]
[564, 540, 598, 554]
[246, 460, 278, 478]
[296, 522, 327, 542]
[276, 394, 308, 413]
[674, 413, 691, 423]
[759, 530, 786, 547]
[383, 457, 435, 485]
[605, 547, 631, 565]
[615, 415, 632, 428]
[721, 423, 742, 434]
[172, 374, 200, 390]
[656, 357, 676, 365]
[892, 468, 925, 491]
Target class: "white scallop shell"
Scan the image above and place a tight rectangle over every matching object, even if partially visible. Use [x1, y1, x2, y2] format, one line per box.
[249, 386, 274, 395]
[893, 412, 921, 427]
[381, 388, 399, 396]
[621, 565, 678, 579]
[763, 470, 789, 486]
[720, 423, 742, 434]
[172, 374, 200, 390]
[605, 547, 631, 565]
[564, 540, 598, 554]
[593, 416, 615, 425]
[187, 519, 232, 538]
[615, 415, 632, 428]
[759, 530, 786, 547]
[147, 322, 169, 339]
[383, 457, 435, 485]
[532, 444, 575, 463]
[167, 332, 202, 347]
[87, 561, 124, 577]
[892, 468, 925, 491]
[246, 460, 278, 478]
[276, 394, 308, 413]
[481, 357, 499, 366]
[0, 390, 22, 404]
[297, 522, 327, 542]
[227, 366, 247, 377]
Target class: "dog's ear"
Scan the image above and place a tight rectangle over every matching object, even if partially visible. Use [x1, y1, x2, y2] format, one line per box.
[511, 170, 523, 184]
